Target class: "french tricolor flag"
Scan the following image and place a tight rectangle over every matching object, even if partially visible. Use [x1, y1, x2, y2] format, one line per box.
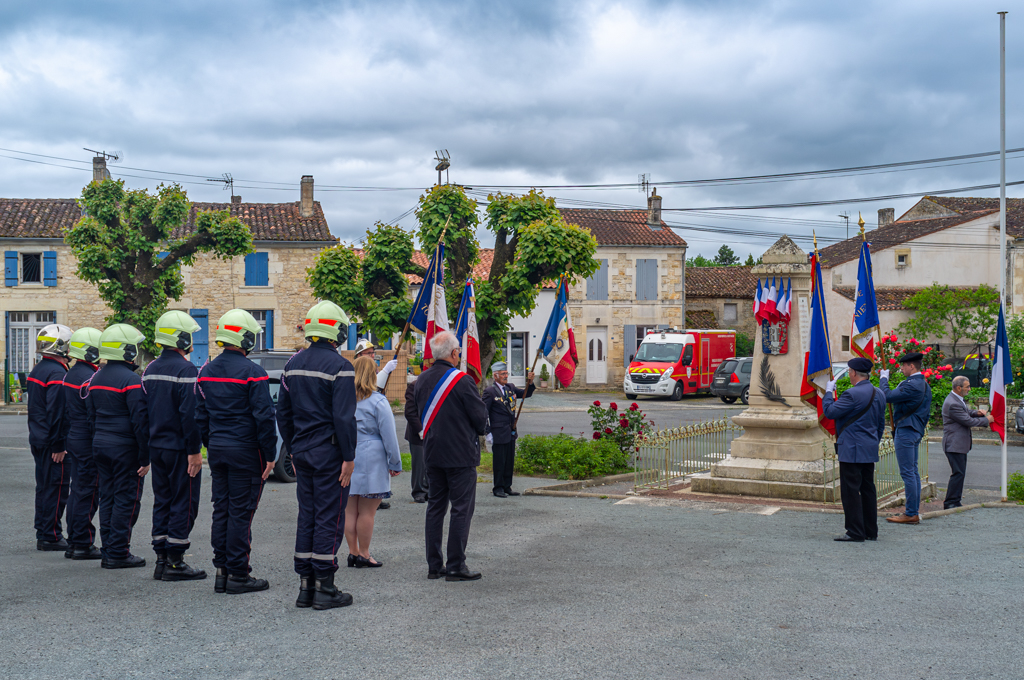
[407, 243, 448, 367]
[753, 279, 764, 323]
[989, 304, 1014, 442]
[764, 277, 779, 323]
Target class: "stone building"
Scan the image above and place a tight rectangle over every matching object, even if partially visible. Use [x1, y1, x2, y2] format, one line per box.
[684, 265, 758, 340]
[1, 177, 336, 388]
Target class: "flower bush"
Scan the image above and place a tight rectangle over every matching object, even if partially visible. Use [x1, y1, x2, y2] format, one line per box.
[515, 434, 630, 480]
[588, 400, 651, 455]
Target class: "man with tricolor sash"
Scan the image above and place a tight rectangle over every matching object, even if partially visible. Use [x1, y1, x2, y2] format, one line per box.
[412, 330, 488, 582]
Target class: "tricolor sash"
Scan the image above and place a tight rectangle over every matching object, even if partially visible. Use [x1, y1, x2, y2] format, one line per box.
[420, 367, 467, 440]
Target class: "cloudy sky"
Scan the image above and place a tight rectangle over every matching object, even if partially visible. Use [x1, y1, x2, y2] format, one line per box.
[1, 0, 1021, 259]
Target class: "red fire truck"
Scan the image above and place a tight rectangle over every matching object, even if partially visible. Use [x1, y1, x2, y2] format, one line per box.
[623, 328, 736, 400]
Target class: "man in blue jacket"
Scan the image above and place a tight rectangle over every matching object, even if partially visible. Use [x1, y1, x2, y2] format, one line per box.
[880, 351, 932, 524]
[26, 324, 73, 551]
[824, 357, 887, 542]
[196, 309, 277, 595]
[143, 311, 205, 582]
[86, 324, 151, 569]
[277, 301, 357, 610]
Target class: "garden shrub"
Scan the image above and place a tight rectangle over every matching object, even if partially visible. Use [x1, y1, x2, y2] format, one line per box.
[514, 433, 630, 480]
[1008, 471, 1024, 504]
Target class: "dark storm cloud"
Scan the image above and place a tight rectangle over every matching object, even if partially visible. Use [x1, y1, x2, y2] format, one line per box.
[0, 0, 1020, 259]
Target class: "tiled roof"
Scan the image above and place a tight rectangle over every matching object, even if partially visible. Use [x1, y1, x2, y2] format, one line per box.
[832, 286, 928, 311]
[0, 198, 334, 242]
[0, 199, 82, 238]
[818, 195, 1024, 268]
[686, 265, 758, 299]
[355, 247, 559, 289]
[558, 209, 687, 247]
[685, 309, 719, 329]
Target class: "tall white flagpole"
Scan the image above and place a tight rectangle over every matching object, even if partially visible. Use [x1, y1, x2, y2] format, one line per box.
[999, 10, 1009, 501]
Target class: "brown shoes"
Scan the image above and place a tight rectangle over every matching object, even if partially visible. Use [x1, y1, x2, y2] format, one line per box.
[886, 514, 920, 524]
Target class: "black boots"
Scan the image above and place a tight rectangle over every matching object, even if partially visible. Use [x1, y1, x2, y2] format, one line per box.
[312, 573, 353, 610]
[162, 552, 207, 581]
[101, 554, 146, 569]
[225, 574, 269, 594]
[295, 576, 315, 608]
[37, 538, 68, 551]
[153, 552, 167, 580]
[69, 545, 103, 560]
[214, 568, 228, 593]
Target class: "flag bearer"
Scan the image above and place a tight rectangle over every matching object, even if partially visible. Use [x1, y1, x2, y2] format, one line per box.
[27, 324, 73, 551]
[483, 361, 535, 498]
[61, 327, 103, 560]
[196, 309, 277, 595]
[87, 324, 151, 569]
[880, 351, 933, 525]
[143, 311, 205, 582]
[276, 301, 357, 610]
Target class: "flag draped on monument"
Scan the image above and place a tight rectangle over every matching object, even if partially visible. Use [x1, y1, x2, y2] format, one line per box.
[454, 278, 482, 384]
[407, 243, 448, 366]
[801, 249, 836, 435]
[851, 240, 880, 361]
[989, 304, 1013, 442]
[539, 276, 578, 387]
[765, 277, 779, 323]
[753, 279, 764, 322]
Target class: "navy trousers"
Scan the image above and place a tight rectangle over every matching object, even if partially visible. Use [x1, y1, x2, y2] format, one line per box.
[491, 440, 517, 493]
[94, 443, 145, 560]
[425, 465, 477, 573]
[292, 450, 347, 578]
[65, 437, 100, 549]
[409, 443, 429, 501]
[31, 445, 69, 542]
[150, 446, 202, 556]
[839, 462, 877, 541]
[209, 449, 265, 577]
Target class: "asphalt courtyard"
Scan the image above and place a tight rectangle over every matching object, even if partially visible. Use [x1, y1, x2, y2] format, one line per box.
[2, 414, 1023, 679]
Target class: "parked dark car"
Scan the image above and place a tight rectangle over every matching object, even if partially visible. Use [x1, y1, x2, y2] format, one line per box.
[710, 357, 752, 405]
[266, 369, 296, 483]
[248, 350, 296, 372]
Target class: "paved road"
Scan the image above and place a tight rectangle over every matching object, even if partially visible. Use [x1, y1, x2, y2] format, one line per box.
[3, 415, 1024, 679]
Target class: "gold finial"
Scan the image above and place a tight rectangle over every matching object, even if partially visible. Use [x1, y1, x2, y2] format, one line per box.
[813, 230, 818, 250]
[858, 212, 866, 239]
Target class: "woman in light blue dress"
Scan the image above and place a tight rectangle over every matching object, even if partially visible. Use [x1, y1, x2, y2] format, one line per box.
[345, 356, 402, 568]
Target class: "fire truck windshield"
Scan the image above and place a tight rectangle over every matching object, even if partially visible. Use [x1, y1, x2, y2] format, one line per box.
[634, 343, 683, 363]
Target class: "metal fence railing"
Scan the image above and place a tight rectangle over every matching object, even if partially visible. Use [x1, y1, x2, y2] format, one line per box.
[823, 429, 930, 503]
[633, 417, 744, 492]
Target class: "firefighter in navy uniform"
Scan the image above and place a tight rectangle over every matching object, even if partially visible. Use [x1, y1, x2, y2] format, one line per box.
[143, 311, 206, 582]
[86, 324, 151, 569]
[277, 301, 358, 610]
[61, 327, 103, 560]
[26, 324, 73, 551]
[196, 309, 277, 595]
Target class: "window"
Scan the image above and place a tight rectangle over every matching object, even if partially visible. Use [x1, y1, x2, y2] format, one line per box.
[635, 259, 658, 301]
[895, 249, 911, 268]
[634, 342, 682, 362]
[842, 335, 850, 352]
[22, 253, 41, 283]
[724, 303, 738, 322]
[244, 252, 269, 286]
[680, 344, 693, 366]
[739, 360, 752, 374]
[897, 254, 906, 265]
[588, 337, 604, 361]
[586, 259, 608, 300]
[7, 311, 56, 373]
[509, 332, 527, 377]
[716, 360, 738, 376]
[246, 310, 274, 350]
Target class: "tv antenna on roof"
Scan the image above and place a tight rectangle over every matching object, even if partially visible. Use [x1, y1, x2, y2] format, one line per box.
[207, 173, 234, 196]
[434, 150, 450, 186]
[639, 173, 650, 197]
[83, 148, 122, 163]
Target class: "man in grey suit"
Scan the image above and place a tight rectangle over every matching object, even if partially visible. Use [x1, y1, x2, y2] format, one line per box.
[941, 376, 994, 509]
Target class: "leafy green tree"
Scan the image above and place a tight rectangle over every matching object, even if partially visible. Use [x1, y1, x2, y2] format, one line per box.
[65, 179, 252, 353]
[897, 284, 1001, 359]
[686, 254, 715, 268]
[744, 253, 756, 266]
[714, 244, 739, 266]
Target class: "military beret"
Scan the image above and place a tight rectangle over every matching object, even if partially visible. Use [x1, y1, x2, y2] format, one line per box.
[898, 352, 923, 364]
[492, 361, 508, 372]
[848, 357, 873, 373]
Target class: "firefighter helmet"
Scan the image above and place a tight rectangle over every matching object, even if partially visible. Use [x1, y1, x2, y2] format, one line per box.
[36, 324, 73, 358]
[99, 324, 145, 363]
[304, 301, 350, 344]
[155, 310, 202, 352]
[68, 327, 102, 363]
[215, 309, 261, 352]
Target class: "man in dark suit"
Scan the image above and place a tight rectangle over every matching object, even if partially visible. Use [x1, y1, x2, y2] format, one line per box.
[823, 357, 887, 542]
[941, 376, 994, 509]
[404, 378, 428, 503]
[483, 361, 535, 498]
[880, 351, 933, 524]
[413, 331, 489, 581]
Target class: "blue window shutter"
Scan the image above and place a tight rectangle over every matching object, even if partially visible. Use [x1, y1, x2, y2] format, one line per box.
[244, 253, 256, 286]
[257, 252, 269, 287]
[189, 308, 209, 367]
[384, 337, 392, 350]
[5, 252, 17, 287]
[647, 260, 658, 300]
[586, 259, 608, 300]
[265, 310, 274, 349]
[635, 260, 645, 300]
[157, 252, 169, 260]
[623, 324, 636, 368]
[347, 323, 358, 350]
[43, 251, 57, 286]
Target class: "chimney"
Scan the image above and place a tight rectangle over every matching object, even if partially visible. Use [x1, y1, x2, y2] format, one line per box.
[647, 188, 662, 230]
[300, 175, 314, 218]
[92, 156, 110, 183]
[231, 195, 241, 204]
[878, 207, 894, 228]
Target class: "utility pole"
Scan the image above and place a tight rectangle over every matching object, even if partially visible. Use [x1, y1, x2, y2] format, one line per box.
[838, 211, 850, 240]
[434, 150, 450, 186]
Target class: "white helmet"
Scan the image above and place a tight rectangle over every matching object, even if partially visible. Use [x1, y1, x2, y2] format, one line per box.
[36, 324, 73, 358]
[354, 339, 375, 356]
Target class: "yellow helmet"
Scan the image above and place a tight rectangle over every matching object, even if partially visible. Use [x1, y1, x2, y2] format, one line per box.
[155, 310, 201, 351]
[69, 327, 102, 363]
[99, 323, 146, 363]
[304, 300, 350, 343]
[215, 309, 261, 351]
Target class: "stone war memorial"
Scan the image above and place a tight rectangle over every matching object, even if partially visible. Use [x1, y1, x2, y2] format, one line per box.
[691, 235, 838, 501]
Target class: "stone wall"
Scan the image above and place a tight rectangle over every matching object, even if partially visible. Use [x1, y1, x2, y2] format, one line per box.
[686, 297, 757, 338]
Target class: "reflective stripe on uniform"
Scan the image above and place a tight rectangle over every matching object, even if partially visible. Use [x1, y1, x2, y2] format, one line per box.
[283, 369, 355, 381]
[294, 551, 313, 559]
[311, 553, 337, 561]
[166, 537, 189, 544]
[152, 534, 168, 541]
[142, 374, 197, 384]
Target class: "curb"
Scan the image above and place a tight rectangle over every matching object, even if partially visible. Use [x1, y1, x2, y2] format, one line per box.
[524, 489, 631, 500]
